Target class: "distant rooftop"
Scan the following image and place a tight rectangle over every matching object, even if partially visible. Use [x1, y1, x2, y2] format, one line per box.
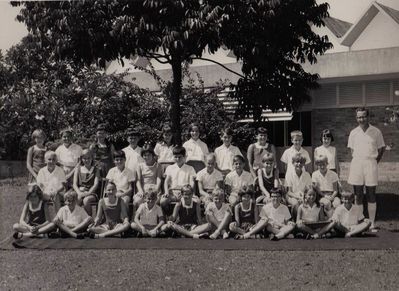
[324, 16, 352, 38]
[377, 2, 399, 25]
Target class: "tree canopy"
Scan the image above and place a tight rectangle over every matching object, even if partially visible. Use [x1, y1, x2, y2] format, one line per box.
[13, 0, 331, 144]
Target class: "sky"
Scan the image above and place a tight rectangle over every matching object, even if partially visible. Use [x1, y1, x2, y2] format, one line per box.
[1, 0, 399, 52]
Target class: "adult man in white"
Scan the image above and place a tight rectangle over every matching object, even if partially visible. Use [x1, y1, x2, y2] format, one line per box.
[347, 107, 385, 231]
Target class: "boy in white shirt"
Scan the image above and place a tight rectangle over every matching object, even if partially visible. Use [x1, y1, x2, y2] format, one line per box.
[214, 128, 243, 177]
[122, 127, 143, 175]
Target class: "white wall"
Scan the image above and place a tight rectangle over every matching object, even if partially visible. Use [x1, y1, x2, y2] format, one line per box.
[312, 26, 349, 53]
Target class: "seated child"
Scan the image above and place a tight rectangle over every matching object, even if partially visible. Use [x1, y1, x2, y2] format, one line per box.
[162, 146, 196, 214]
[106, 150, 136, 205]
[13, 185, 50, 239]
[163, 185, 211, 238]
[196, 153, 224, 207]
[312, 155, 341, 217]
[214, 127, 243, 177]
[225, 155, 254, 207]
[296, 187, 335, 239]
[256, 153, 280, 204]
[229, 189, 258, 239]
[205, 188, 232, 239]
[88, 182, 130, 238]
[131, 189, 165, 237]
[36, 151, 66, 212]
[332, 192, 371, 238]
[39, 191, 92, 239]
[285, 153, 312, 212]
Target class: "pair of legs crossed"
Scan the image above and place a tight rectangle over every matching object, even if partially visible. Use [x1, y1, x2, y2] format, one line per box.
[334, 220, 371, 237]
[89, 222, 130, 238]
[207, 213, 231, 239]
[296, 221, 335, 239]
[162, 222, 212, 238]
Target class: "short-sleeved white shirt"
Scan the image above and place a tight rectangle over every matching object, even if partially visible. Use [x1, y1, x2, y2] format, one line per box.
[164, 164, 196, 189]
[285, 170, 312, 194]
[225, 170, 254, 194]
[205, 202, 232, 222]
[332, 204, 364, 228]
[137, 162, 162, 186]
[55, 143, 82, 171]
[136, 203, 163, 226]
[154, 142, 174, 163]
[298, 204, 321, 223]
[37, 166, 66, 193]
[106, 166, 135, 192]
[196, 168, 223, 190]
[183, 138, 209, 162]
[214, 144, 243, 171]
[55, 205, 89, 228]
[314, 145, 336, 170]
[312, 169, 339, 192]
[280, 146, 311, 176]
[259, 203, 291, 225]
[123, 146, 143, 173]
[347, 125, 385, 159]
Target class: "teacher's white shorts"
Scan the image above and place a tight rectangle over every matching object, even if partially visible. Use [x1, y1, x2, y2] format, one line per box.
[348, 158, 378, 187]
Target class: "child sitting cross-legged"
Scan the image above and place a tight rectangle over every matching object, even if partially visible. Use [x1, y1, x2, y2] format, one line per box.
[205, 188, 232, 239]
[131, 189, 165, 237]
[88, 182, 130, 238]
[296, 187, 335, 239]
[229, 188, 258, 239]
[162, 185, 212, 239]
[332, 191, 371, 238]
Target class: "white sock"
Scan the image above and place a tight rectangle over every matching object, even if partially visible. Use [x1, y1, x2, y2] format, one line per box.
[368, 203, 377, 225]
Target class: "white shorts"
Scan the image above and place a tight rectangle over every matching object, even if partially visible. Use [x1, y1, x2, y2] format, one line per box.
[348, 158, 378, 187]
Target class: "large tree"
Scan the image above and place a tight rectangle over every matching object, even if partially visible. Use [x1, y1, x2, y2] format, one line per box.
[13, 0, 331, 144]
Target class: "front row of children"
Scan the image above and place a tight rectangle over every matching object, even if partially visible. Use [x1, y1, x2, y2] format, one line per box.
[13, 181, 371, 240]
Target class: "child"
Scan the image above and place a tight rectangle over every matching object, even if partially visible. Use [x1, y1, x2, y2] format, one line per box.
[154, 124, 176, 173]
[214, 128, 243, 177]
[247, 127, 277, 178]
[55, 128, 83, 188]
[73, 149, 101, 216]
[131, 189, 165, 237]
[312, 155, 341, 217]
[332, 192, 371, 237]
[106, 150, 136, 205]
[280, 130, 311, 179]
[162, 146, 196, 213]
[257, 153, 280, 204]
[183, 123, 209, 173]
[285, 153, 312, 212]
[90, 123, 116, 177]
[229, 189, 258, 239]
[134, 144, 163, 210]
[36, 151, 66, 212]
[122, 127, 144, 175]
[296, 187, 335, 239]
[39, 191, 92, 239]
[88, 182, 130, 238]
[225, 155, 254, 207]
[163, 185, 212, 238]
[205, 188, 232, 239]
[196, 153, 224, 207]
[314, 129, 339, 175]
[13, 185, 50, 239]
[26, 129, 47, 183]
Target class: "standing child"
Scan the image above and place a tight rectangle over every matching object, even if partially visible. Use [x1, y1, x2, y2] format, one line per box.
[257, 153, 280, 204]
[314, 129, 339, 175]
[131, 189, 165, 237]
[55, 129, 83, 189]
[196, 153, 224, 207]
[88, 182, 130, 238]
[225, 155, 254, 207]
[26, 129, 47, 183]
[280, 130, 311, 179]
[73, 149, 101, 216]
[205, 188, 232, 239]
[229, 189, 258, 239]
[90, 123, 115, 177]
[332, 192, 371, 237]
[13, 185, 50, 239]
[122, 127, 144, 176]
[247, 127, 277, 178]
[154, 124, 176, 173]
[106, 150, 136, 205]
[36, 151, 66, 212]
[183, 123, 209, 173]
[163, 185, 211, 238]
[214, 128, 243, 177]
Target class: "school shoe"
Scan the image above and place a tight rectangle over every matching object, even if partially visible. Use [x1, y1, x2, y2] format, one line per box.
[269, 234, 279, 241]
[76, 233, 85, 239]
[13, 232, 22, 240]
[48, 231, 60, 239]
[88, 232, 96, 239]
[369, 224, 379, 233]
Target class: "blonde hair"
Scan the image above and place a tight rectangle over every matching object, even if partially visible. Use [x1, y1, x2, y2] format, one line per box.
[32, 129, 46, 140]
[44, 150, 57, 161]
[290, 130, 303, 139]
[315, 155, 328, 165]
[64, 191, 78, 201]
[262, 152, 274, 163]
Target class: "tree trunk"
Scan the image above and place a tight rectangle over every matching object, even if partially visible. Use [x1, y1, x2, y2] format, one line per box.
[170, 58, 182, 145]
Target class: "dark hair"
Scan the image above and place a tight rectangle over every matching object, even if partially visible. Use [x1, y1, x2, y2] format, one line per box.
[237, 186, 254, 197]
[113, 150, 126, 160]
[356, 107, 369, 117]
[291, 153, 306, 164]
[141, 142, 155, 157]
[320, 129, 334, 143]
[106, 181, 117, 190]
[304, 187, 320, 207]
[172, 146, 186, 156]
[270, 188, 282, 197]
[257, 127, 267, 134]
[96, 123, 107, 131]
[233, 155, 245, 164]
[188, 123, 200, 132]
[221, 127, 234, 137]
[26, 185, 43, 201]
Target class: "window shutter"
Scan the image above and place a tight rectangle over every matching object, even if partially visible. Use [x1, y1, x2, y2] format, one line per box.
[365, 80, 390, 105]
[313, 84, 336, 108]
[339, 82, 363, 106]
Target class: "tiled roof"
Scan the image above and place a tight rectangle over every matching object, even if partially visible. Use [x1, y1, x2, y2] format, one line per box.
[324, 17, 352, 38]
